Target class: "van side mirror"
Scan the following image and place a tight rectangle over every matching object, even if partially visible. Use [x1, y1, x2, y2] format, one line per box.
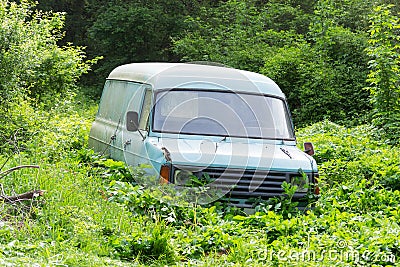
[126, 111, 139, 132]
[303, 142, 315, 156]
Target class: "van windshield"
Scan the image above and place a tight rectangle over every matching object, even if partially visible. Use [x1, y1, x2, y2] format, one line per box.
[152, 90, 294, 140]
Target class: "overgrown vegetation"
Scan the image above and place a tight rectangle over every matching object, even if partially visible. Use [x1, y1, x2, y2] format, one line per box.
[365, 4, 400, 144]
[34, 0, 397, 127]
[172, 0, 376, 126]
[27, 0, 400, 130]
[0, 0, 99, 153]
[1, 105, 399, 266]
[0, 0, 399, 266]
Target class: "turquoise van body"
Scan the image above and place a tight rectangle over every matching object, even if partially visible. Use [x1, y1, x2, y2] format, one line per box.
[89, 63, 318, 207]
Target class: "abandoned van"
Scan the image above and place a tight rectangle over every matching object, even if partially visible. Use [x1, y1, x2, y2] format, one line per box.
[89, 63, 318, 207]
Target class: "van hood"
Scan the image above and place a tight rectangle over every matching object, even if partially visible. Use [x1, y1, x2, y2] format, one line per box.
[148, 137, 315, 173]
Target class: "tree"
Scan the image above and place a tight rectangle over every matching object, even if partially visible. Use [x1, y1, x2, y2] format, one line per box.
[0, 1, 97, 102]
[0, 0, 97, 148]
[35, 0, 87, 46]
[172, 0, 373, 126]
[365, 4, 400, 143]
[86, 0, 209, 84]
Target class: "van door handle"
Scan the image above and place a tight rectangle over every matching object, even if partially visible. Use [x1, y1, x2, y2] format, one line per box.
[123, 139, 131, 149]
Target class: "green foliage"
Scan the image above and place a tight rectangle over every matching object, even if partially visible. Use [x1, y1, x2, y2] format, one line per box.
[365, 4, 400, 110]
[261, 41, 369, 125]
[86, 0, 204, 83]
[36, 0, 88, 46]
[108, 220, 176, 263]
[2, 1, 400, 265]
[320, 179, 400, 214]
[0, 96, 95, 158]
[0, 0, 99, 150]
[252, 181, 301, 219]
[1, 93, 400, 266]
[173, 0, 373, 126]
[365, 4, 400, 143]
[296, 120, 400, 186]
[173, 0, 300, 72]
[94, 159, 134, 183]
[309, 0, 373, 34]
[0, 1, 97, 102]
[260, 0, 314, 34]
[371, 112, 400, 145]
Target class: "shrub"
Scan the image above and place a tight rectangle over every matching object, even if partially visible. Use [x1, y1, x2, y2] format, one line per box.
[0, 1, 98, 102]
[365, 5, 400, 144]
[297, 121, 400, 185]
[109, 220, 176, 263]
[0, 0, 99, 150]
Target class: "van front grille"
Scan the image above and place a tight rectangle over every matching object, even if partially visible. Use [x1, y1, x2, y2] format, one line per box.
[202, 167, 310, 202]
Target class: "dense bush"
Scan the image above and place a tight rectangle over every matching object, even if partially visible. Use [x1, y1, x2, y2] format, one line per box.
[296, 121, 400, 186]
[172, 0, 373, 127]
[365, 5, 400, 144]
[86, 0, 207, 84]
[0, 1, 98, 152]
[0, 1, 97, 102]
[0, 96, 95, 157]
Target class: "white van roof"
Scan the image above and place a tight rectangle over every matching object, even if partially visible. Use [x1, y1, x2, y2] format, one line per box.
[107, 62, 285, 98]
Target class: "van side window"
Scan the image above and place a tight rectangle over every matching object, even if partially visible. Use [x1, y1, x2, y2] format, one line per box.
[97, 80, 149, 125]
[139, 88, 152, 130]
[97, 80, 129, 122]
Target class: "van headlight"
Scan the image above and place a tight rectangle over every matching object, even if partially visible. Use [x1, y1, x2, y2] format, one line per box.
[290, 175, 309, 192]
[174, 169, 194, 186]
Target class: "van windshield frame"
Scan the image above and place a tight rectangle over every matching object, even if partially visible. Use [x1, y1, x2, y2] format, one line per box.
[152, 89, 295, 140]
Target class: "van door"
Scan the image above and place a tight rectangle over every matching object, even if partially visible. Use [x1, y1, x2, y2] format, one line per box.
[123, 87, 152, 167]
[90, 80, 149, 161]
[89, 80, 127, 158]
